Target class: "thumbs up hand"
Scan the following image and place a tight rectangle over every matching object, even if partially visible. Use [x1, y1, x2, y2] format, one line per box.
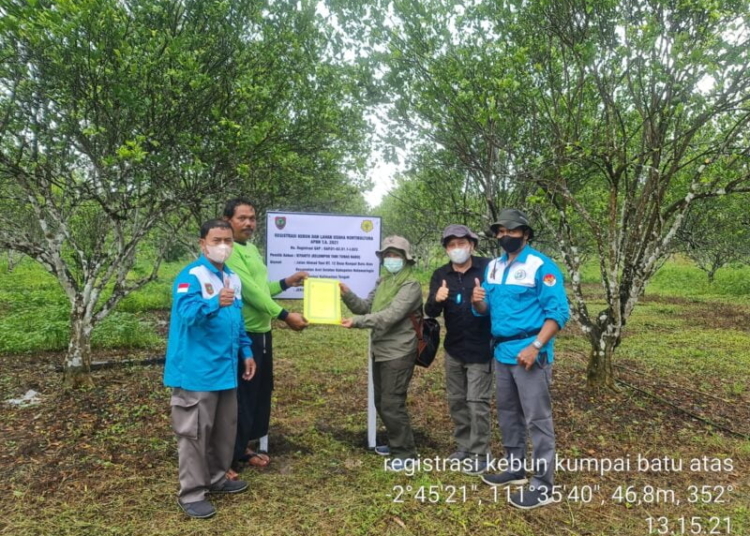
[471, 277, 486, 307]
[435, 279, 449, 302]
[219, 275, 235, 307]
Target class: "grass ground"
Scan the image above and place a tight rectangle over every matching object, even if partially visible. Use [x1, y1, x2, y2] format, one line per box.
[0, 258, 748, 535]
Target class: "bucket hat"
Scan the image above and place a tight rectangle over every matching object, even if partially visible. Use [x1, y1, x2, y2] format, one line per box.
[376, 235, 415, 263]
[441, 224, 479, 247]
[489, 209, 535, 240]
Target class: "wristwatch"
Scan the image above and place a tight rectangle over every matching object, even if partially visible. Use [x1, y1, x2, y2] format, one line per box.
[532, 339, 543, 350]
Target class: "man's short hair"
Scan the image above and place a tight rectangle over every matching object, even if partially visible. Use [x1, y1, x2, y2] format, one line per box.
[200, 219, 232, 238]
[223, 197, 255, 219]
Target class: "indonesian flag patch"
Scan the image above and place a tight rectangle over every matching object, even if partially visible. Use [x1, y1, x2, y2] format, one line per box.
[543, 274, 557, 287]
[177, 283, 190, 293]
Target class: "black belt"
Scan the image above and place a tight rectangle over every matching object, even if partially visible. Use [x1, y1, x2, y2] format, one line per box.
[492, 329, 541, 348]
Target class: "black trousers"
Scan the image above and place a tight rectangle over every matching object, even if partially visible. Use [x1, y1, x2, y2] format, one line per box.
[233, 331, 273, 462]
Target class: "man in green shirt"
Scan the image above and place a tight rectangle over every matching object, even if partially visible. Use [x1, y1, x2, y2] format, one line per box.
[223, 198, 308, 471]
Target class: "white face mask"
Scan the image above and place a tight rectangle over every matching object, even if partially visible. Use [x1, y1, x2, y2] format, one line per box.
[447, 247, 471, 265]
[205, 243, 233, 263]
[383, 257, 404, 274]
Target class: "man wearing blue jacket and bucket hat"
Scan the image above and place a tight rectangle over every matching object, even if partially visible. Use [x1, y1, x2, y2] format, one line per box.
[471, 209, 569, 510]
[164, 219, 256, 519]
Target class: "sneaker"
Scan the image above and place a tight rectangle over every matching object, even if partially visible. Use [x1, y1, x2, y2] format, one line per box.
[385, 458, 417, 472]
[481, 471, 528, 487]
[508, 488, 554, 510]
[462, 457, 489, 476]
[374, 445, 391, 456]
[446, 450, 470, 461]
[208, 479, 249, 494]
[177, 499, 216, 519]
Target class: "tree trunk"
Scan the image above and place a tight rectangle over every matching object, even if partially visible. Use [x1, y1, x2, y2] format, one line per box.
[586, 335, 618, 391]
[63, 310, 94, 389]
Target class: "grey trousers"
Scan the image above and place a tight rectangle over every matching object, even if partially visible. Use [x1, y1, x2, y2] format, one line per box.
[495, 361, 555, 490]
[373, 354, 417, 459]
[444, 352, 493, 456]
[171, 388, 237, 503]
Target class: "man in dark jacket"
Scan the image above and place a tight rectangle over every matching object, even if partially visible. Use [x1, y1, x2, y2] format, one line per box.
[425, 224, 493, 475]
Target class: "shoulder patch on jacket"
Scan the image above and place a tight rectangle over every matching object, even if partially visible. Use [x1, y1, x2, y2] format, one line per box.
[189, 265, 221, 299]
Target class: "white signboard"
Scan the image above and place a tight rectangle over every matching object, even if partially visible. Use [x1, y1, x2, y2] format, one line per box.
[266, 212, 382, 300]
[265, 211, 383, 449]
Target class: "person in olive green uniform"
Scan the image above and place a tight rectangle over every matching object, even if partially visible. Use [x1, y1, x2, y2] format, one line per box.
[223, 198, 308, 470]
[339, 236, 423, 470]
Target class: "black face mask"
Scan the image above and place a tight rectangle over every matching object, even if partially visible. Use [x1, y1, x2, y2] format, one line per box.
[498, 235, 524, 253]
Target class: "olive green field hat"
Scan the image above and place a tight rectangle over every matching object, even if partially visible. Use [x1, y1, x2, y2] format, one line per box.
[489, 209, 535, 240]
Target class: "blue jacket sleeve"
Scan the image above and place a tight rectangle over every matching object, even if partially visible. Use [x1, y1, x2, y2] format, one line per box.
[536, 261, 570, 329]
[173, 272, 221, 325]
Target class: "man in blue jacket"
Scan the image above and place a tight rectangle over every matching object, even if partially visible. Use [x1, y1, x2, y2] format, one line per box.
[164, 220, 256, 519]
[472, 209, 569, 510]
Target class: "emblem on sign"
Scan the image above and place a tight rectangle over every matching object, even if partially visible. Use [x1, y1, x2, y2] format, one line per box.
[275, 216, 286, 230]
[361, 220, 374, 233]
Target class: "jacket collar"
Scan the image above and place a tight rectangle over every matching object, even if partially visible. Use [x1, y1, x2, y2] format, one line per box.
[198, 254, 235, 277]
[499, 244, 532, 265]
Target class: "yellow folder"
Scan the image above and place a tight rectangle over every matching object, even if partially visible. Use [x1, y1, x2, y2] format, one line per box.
[303, 278, 342, 325]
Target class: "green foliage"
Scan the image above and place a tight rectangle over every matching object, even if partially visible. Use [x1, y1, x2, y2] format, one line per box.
[0, 303, 161, 354]
[2, 269, 749, 534]
[374, 147, 497, 270]
[117, 280, 173, 313]
[0, 257, 172, 354]
[574, 255, 750, 298]
[91, 312, 162, 350]
[0, 0, 373, 379]
[650, 259, 750, 297]
[337, 0, 750, 387]
[675, 195, 750, 281]
[0, 304, 69, 353]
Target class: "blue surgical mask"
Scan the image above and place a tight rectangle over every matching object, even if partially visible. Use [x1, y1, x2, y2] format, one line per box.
[383, 258, 404, 274]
